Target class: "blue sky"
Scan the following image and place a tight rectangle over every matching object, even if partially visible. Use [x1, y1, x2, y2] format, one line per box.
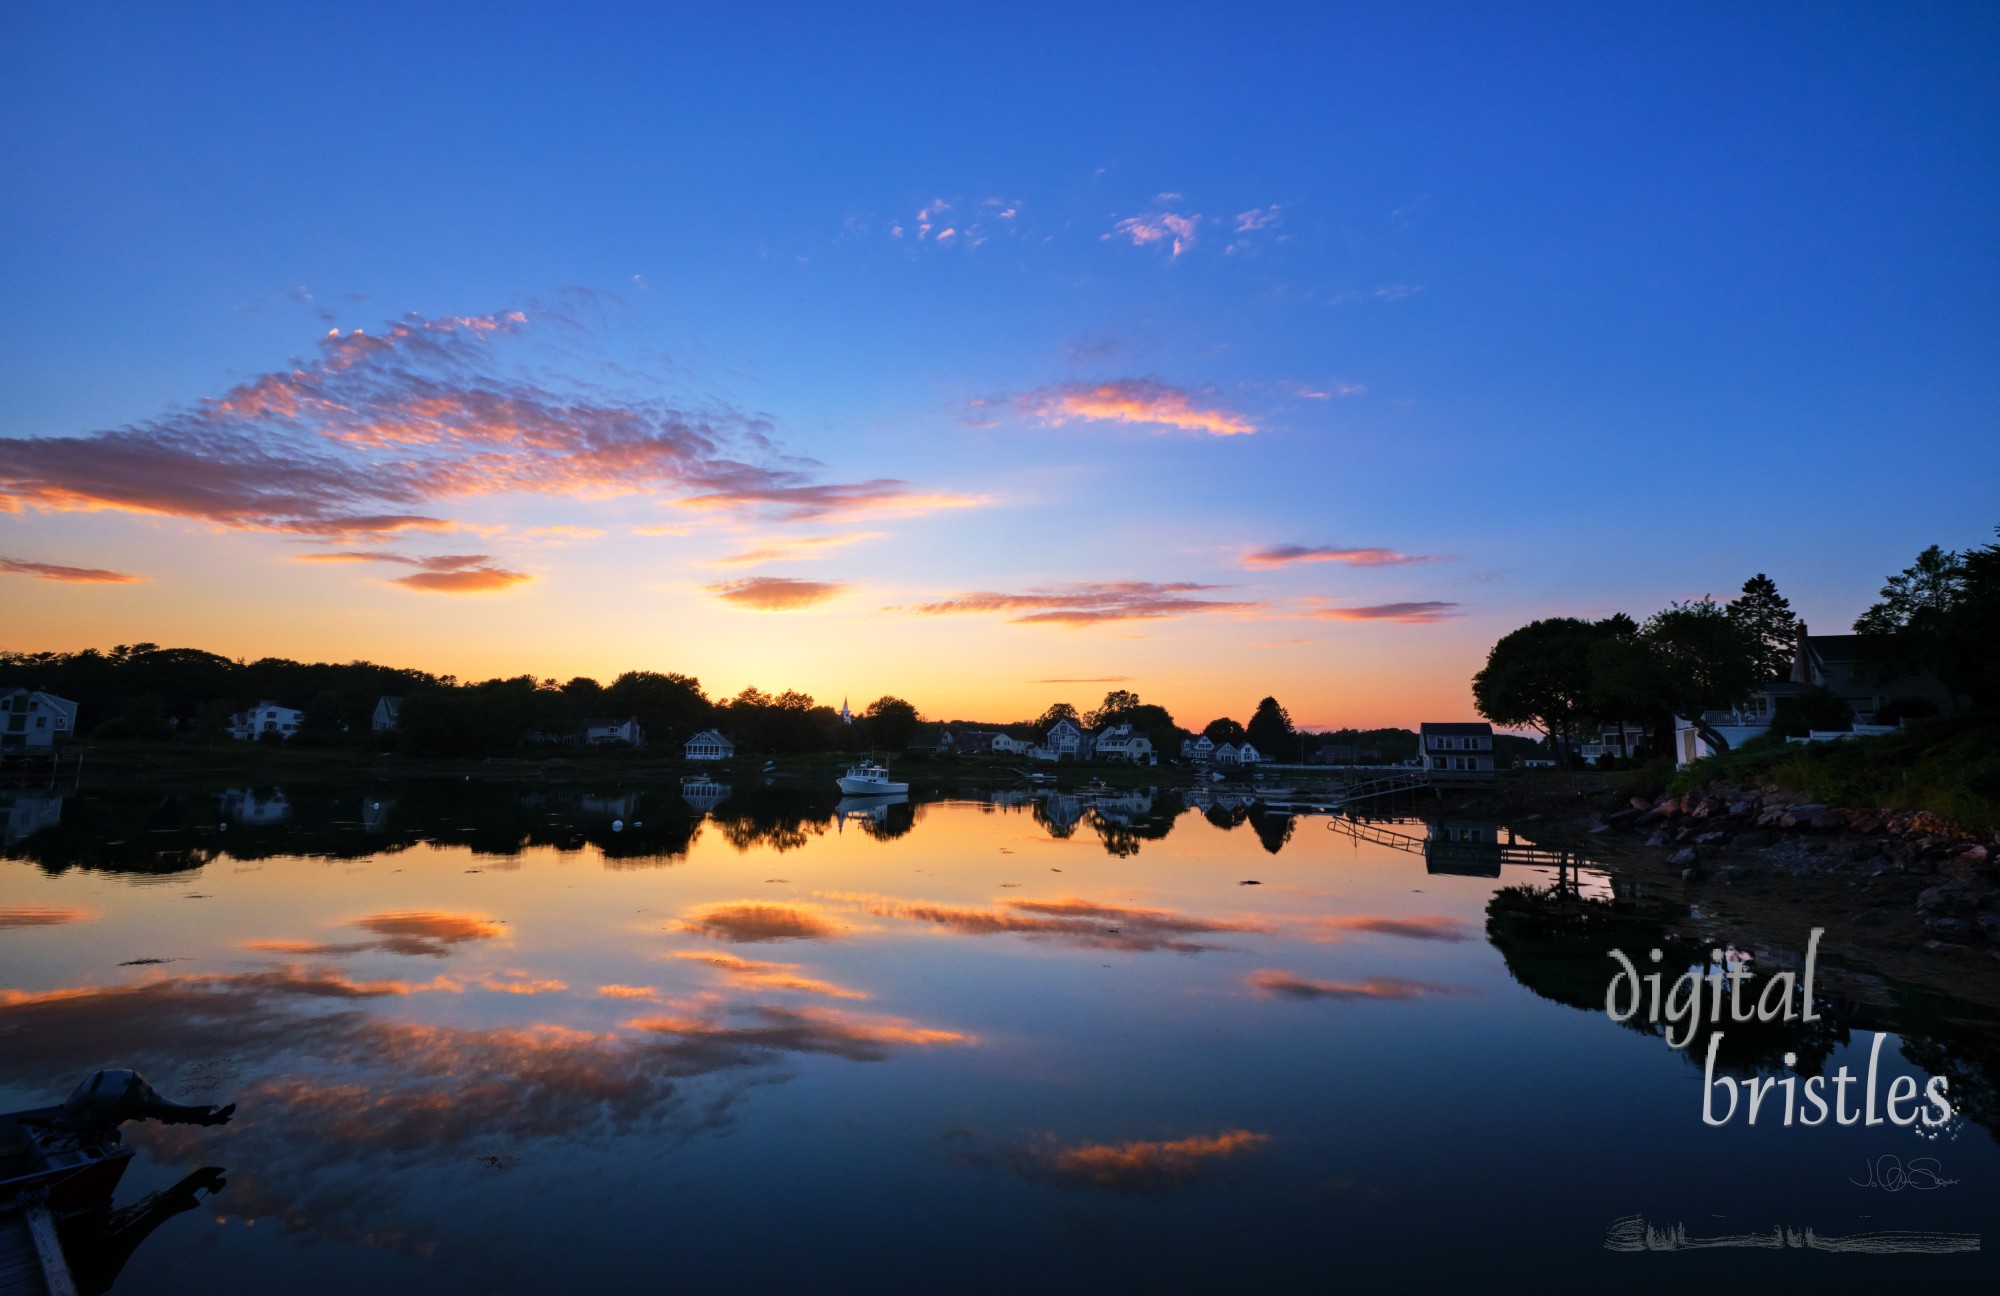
[3, 1, 1996, 726]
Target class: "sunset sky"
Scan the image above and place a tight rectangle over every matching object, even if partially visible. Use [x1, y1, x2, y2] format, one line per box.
[3, 3, 1996, 729]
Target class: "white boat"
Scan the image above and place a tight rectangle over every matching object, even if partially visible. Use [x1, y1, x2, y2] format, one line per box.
[837, 761, 908, 795]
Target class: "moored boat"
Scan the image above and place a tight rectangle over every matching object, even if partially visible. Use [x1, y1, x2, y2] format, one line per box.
[836, 761, 908, 795]
[2, 1071, 233, 1217]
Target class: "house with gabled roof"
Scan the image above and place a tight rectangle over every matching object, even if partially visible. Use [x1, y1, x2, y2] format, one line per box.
[1419, 722, 1495, 780]
[1092, 723, 1155, 764]
[583, 716, 645, 747]
[0, 689, 75, 750]
[683, 729, 735, 761]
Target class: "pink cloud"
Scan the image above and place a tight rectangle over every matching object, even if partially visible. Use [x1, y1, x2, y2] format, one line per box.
[1310, 601, 1461, 623]
[707, 576, 847, 611]
[1006, 379, 1254, 437]
[1240, 545, 1450, 569]
[0, 556, 146, 584]
[0, 310, 975, 540]
[895, 580, 1256, 625]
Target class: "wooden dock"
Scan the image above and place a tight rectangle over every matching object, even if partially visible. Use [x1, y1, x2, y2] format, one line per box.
[0, 1193, 76, 1296]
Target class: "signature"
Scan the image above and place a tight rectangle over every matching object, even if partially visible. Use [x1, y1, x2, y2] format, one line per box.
[1850, 1155, 1958, 1192]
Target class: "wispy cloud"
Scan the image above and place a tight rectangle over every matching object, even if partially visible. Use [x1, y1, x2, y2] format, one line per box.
[1104, 196, 1201, 258]
[1241, 545, 1450, 569]
[707, 576, 847, 611]
[1309, 601, 1461, 623]
[672, 952, 867, 1000]
[1313, 916, 1475, 943]
[0, 907, 95, 928]
[995, 379, 1254, 437]
[0, 309, 974, 543]
[828, 892, 1268, 954]
[1031, 676, 1130, 684]
[711, 531, 886, 567]
[958, 1129, 1270, 1194]
[895, 580, 1255, 625]
[676, 480, 987, 521]
[1247, 970, 1456, 1000]
[0, 556, 146, 584]
[294, 549, 530, 594]
[674, 902, 844, 943]
[247, 911, 507, 959]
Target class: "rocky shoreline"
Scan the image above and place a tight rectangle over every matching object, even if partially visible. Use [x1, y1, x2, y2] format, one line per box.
[1597, 783, 2000, 952]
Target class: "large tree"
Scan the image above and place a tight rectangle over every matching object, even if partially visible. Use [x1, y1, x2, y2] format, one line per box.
[1643, 598, 1764, 752]
[1244, 696, 1296, 758]
[1472, 617, 1608, 748]
[1202, 716, 1246, 745]
[1853, 543, 1969, 682]
[861, 696, 920, 750]
[1083, 689, 1142, 728]
[1033, 701, 1079, 730]
[1727, 573, 1799, 681]
[1939, 528, 2000, 711]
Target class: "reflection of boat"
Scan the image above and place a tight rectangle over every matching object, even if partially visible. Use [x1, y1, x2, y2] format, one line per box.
[837, 762, 907, 795]
[834, 793, 908, 828]
[3, 1072, 233, 1216]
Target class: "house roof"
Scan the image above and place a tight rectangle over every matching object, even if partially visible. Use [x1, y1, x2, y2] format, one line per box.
[1804, 634, 1869, 661]
[684, 728, 733, 745]
[1420, 722, 1493, 736]
[582, 716, 639, 728]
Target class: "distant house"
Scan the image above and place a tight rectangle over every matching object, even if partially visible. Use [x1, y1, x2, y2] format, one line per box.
[1092, 723, 1155, 764]
[1044, 717, 1093, 761]
[228, 701, 303, 741]
[371, 696, 403, 733]
[683, 729, 735, 761]
[1213, 742, 1241, 766]
[1790, 623, 1959, 721]
[1419, 722, 1495, 780]
[954, 730, 1002, 756]
[1180, 734, 1216, 763]
[1312, 743, 1378, 766]
[1576, 721, 1650, 765]
[0, 689, 76, 750]
[908, 724, 957, 753]
[988, 731, 1036, 756]
[583, 716, 645, 747]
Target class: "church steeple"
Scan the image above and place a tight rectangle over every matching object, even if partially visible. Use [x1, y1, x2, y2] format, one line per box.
[840, 695, 852, 724]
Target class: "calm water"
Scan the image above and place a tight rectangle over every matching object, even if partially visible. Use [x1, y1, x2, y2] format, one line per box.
[3, 779, 1995, 1292]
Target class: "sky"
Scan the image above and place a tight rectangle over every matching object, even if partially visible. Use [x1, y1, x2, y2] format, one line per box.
[3, 1, 1997, 730]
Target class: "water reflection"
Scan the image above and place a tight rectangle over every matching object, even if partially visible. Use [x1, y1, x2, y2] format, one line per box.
[4, 783, 1998, 1289]
[2, 790, 64, 846]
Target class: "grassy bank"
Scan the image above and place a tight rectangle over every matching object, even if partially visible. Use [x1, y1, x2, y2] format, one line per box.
[1667, 715, 2000, 833]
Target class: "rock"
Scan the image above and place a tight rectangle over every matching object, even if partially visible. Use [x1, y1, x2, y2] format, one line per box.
[1848, 811, 1883, 835]
[1681, 866, 1703, 881]
[1959, 844, 1991, 865]
[1629, 796, 1652, 813]
[1645, 830, 1669, 848]
[1668, 847, 1699, 866]
[1694, 830, 1731, 846]
[1924, 917, 1974, 941]
[1809, 810, 1846, 833]
[1728, 799, 1757, 818]
[1917, 885, 1974, 914]
[1757, 808, 1788, 828]
[1716, 865, 1746, 882]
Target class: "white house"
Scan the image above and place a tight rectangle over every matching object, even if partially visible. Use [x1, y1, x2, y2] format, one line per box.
[1419, 722, 1495, 780]
[0, 689, 77, 750]
[683, 729, 735, 761]
[1092, 723, 1154, 764]
[1179, 734, 1216, 763]
[583, 716, 645, 747]
[1212, 742, 1242, 766]
[1238, 742, 1266, 764]
[219, 787, 292, 824]
[371, 696, 403, 733]
[988, 732, 1036, 756]
[228, 701, 303, 741]
[1044, 718, 1093, 761]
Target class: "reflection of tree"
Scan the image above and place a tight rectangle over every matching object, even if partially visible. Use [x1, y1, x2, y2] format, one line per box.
[1204, 804, 1248, 831]
[708, 785, 836, 853]
[1249, 811, 1293, 856]
[856, 799, 917, 840]
[1087, 793, 1182, 857]
[1483, 885, 1852, 1079]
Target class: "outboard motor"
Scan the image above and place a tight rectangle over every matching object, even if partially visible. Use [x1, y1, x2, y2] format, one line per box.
[57, 1070, 235, 1132]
